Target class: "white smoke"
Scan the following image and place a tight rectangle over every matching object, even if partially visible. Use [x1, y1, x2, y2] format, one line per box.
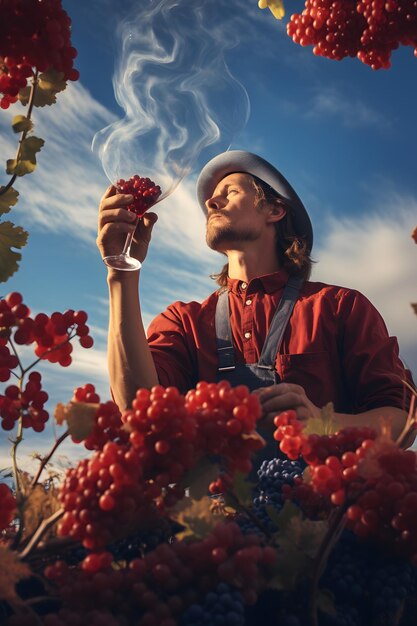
[92, 0, 250, 200]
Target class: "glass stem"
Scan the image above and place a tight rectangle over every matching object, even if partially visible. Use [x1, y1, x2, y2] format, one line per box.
[122, 215, 140, 256]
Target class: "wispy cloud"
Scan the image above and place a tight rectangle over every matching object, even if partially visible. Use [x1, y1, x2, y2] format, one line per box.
[314, 198, 417, 376]
[0, 81, 115, 240]
[305, 87, 390, 129]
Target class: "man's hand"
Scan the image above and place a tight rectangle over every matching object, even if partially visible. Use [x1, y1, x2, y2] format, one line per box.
[254, 382, 320, 425]
[97, 185, 158, 266]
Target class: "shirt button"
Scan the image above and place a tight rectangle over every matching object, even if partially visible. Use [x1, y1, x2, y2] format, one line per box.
[245, 298, 252, 306]
[241, 282, 247, 290]
[244, 331, 251, 339]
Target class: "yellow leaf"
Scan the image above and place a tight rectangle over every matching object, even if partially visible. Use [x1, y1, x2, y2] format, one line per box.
[303, 403, 338, 436]
[6, 137, 44, 177]
[0, 187, 19, 216]
[0, 545, 31, 603]
[55, 401, 98, 441]
[258, 0, 285, 20]
[12, 115, 33, 134]
[19, 70, 67, 107]
[0, 221, 29, 283]
[170, 496, 218, 540]
[22, 483, 61, 542]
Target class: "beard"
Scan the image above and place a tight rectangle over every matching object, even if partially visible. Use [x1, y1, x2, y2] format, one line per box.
[206, 220, 259, 251]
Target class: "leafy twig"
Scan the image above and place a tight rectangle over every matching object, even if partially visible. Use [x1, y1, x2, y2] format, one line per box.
[0, 70, 39, 198]
[19, 508, 64, 560]
[396, 382, 417, 449]
[30, 430, 69, 489]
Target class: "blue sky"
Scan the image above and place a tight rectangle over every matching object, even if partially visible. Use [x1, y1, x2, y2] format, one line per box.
[1, 0, 416, 472]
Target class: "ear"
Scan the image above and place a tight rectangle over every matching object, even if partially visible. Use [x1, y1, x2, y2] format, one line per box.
[266, 200, 286, 224]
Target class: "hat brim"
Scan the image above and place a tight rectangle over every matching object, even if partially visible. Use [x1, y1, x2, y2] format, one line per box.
[197, 150, 313, 252]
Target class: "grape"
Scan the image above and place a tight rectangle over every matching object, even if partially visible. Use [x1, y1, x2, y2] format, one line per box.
[116, 175, 162, 217]
[179, 583, 245, 626]
[0, 0, 79, 108]
[287, 0, 417, 69]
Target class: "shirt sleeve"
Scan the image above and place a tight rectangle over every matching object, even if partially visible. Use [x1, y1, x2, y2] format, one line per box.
[146, 304, 197, 393]
[339, 289, 411, 412]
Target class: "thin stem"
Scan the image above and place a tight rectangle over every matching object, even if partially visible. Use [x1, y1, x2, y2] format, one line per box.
[30, 430, 69, 489]
[8, 336, 25, 377]
[21, 330, 77, 374]
[121, 215, 140, 255]
[0, 70, 39, 197]
[19, 508, 64, 560]
[396, 392, 416, 449]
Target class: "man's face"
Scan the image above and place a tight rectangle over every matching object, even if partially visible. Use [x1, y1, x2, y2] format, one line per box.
[205, 172, 265, 251]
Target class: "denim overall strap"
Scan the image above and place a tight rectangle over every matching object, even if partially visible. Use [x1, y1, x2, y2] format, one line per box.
[257, 275, 304, 370]
[215, 275, 303, 375]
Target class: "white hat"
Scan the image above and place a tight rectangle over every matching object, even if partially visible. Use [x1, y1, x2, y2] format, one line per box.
[197, 150, 313, 251]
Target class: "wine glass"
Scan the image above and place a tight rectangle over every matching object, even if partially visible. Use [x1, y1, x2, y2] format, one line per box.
[103, 175, 162, 271]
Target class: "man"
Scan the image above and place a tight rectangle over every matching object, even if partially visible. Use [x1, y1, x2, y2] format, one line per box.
[97, 150, 410, 442]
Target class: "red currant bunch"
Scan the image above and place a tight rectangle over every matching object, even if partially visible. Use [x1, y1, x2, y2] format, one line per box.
[116, 175, 162, 217]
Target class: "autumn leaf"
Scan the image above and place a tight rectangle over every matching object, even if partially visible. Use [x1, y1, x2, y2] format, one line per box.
[303, 402, 338, 436]
[411, 303, 417, 316]
[54, 401, 98, 441]
[0, 545, 31, 603]
[12, 115, 33, 134]
[0, 221, 29, 283]
[6, 136, 45, 177]
[258, 0, 285, 19]
[412, 226, 417, 244]
[0, 187, 19, 216]
[170, 496, 218, 541]
[22, 482, 61, 542]
[19, 69, 67, 107]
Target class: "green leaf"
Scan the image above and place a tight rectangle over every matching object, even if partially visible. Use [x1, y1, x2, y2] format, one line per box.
[230, 471, 255, 508]
[274, 500, 302, 534]
[0, 221, 28, 283]
[6, 136, 44, 177]
[181, 458, 221, 501]
[303, 402, 338, 436]
[12, 115, 33, 134]
[0, 188, 19, 216]
[267, 543, 309, 590]
[19, 70, 67, 107]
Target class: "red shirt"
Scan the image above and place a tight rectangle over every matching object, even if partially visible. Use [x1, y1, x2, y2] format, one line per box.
[147, 269, 409, 413]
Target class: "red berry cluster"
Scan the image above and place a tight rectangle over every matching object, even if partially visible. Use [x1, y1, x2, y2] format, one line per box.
[72, 384, 128, 450]
[122, 385, 197, 508]
[0, 371, 48, 432]
[274, 410, 417, 564]
[186, 380, 264, 487]
[58, 441, 155, 551]
[0, 0, 79, 109]
[116, 176, 162, 217]
[0, 482, 16, 530]
[287, 0, 417, 69]
[46, 522, 275, 625]
[0, 292, 94, 370]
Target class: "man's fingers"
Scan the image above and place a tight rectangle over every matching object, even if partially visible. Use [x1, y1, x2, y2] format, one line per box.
[99, 208, 137, 230]
[100, 193, 134, 213]
[261, 391, 307, 413]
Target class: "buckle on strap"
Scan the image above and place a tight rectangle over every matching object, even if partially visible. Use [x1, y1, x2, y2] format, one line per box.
[217, 345, 235, 371]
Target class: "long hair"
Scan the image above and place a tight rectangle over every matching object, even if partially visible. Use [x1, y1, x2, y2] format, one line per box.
[211, 175, 314, 287]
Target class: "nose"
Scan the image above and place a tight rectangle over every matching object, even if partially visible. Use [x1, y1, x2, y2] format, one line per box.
[205, 193, 225, 212]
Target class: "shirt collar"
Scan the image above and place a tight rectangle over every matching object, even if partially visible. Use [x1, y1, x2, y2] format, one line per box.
[227, 268, 289, 295]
